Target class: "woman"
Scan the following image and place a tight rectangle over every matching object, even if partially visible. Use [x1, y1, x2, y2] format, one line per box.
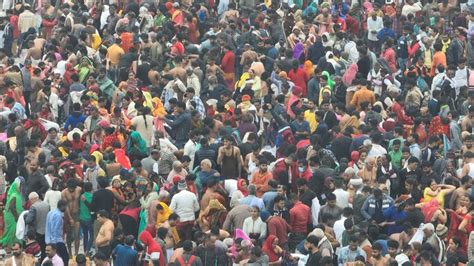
[151, 98, 167, 136]
[131, 107, 154, 148]
[242, 206, 267, 244]
[357, 156, 377, 187]
[261, 235, 291, 265]
[0, 177, 24, 248]
[139, 230, 165, 266]
[423, 180, 456, 208]
[198, 199, 227, 232]
[230, 179, 249, 208]
[76, 57, 95, 83]
[155, 202, 172, 229]
[109, 175, 127, 216]
[127, 131, 148, 162]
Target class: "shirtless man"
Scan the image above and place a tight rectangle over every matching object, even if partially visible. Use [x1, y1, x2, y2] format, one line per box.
[369, 242, 389, 266]
[96, 209, 115, 259]
[26, 40, 42, 65]
[449, 175, 472, 210]
[61, 178, 82, 256]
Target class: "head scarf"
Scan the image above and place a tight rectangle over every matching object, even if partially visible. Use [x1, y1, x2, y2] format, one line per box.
[342, 64, 358, 86]
[262, 235, 280, 262]
[114, 149, 131, 169]
[139, 230, 163, 255]
[77, 57, 94, 83]
[237, 179, 249, 196]
[303, 61, 314, 77]
[156, 202, 172, 225]
[127, 131, 148, 157]
[152, 98, 166, 118]
[293, 42, 305, 60]
[5, 177, 24, 212]
[322, 71, 334, 89]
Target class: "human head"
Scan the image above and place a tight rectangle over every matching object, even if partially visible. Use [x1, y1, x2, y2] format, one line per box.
[45, 243, 57, 259]
[57, 199, 67, 212]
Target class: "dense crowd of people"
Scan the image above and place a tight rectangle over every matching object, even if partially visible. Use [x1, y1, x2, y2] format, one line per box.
[1, 0, 474, 265]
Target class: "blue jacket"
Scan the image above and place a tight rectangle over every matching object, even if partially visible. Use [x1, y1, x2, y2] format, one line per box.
[112, 244, 138, 266]
[64, 112, 87, 131]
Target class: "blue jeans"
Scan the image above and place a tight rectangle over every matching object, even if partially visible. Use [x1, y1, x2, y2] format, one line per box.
[80, 220, 93, 254]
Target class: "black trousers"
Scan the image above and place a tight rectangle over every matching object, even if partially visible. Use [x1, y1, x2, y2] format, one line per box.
[36, 233, 45, 262]
[56, 242, 70, 266]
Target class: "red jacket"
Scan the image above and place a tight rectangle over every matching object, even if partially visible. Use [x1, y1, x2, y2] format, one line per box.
[139, 231, 165, 266]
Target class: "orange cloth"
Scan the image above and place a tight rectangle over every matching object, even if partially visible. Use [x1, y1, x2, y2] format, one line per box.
[350, 86, 376, 110]
[430, 51, 447, 77]
[251, 171, 273, 197]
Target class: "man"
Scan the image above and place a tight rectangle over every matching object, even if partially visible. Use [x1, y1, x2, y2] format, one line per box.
[319, 193, 342, 227]
[367, 12, 383, 53]
[369, 242, 389, 266]
[223, 204, 252, 233]
[334, 207, 354, 245]
[18, 4, 36, 34]
[45, 199, 69, 265]
[141, 147, 160, 175]
[423, 223, 445, 262]
[217, 135, 243, 179]
[305, 235, 322, 265]
[288, 193, 310, 252]
[106, 38, 124, 82]
[84, 154, 106, 192]
[361, 189, 394, 223]
[239, 185, 265, 210]
[333, 179, 350, 209]
[61, 179, 81, 257]
[449, 175, 472, 210]
[184, 88, 205, 118]
[90, 178, 114, 242]
[24, 140, 44, 176]
[5, 242, 36, 266]
[172, 240, 202, 266]
[183, 129, 199, 170]
[270, 194, 290, 221]
[398, 157, 421, 196]
[262, 179, 279, 210]
[25, 161, 49, 198]
[25, 192, 50, 261]
[165, 101, 192, 148]
[170, 180, 200, 241]
[96, 210, 115, 259]
[338, 235, 367, 265]
[296, 178, 316, 208]
[260, 210, 292, 250]
[43, 243, 64, 266]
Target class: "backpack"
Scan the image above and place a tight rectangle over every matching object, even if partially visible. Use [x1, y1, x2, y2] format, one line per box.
[176, 255, 196, 266]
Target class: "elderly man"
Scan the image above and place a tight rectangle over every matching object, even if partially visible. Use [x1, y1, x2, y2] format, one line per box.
[166, 161, 188, 184]
[197, 159, 219, 190]
[423, 223, 445, 262]
[25, 192, 50, 261]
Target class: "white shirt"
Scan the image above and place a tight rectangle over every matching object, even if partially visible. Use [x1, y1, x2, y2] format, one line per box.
[455, 67, 468, 90]
[401, 2, 422, 17]
[242, 217, 267, 238]
[44, 190, 62, 210]
[368, 144, 387, 158]
[333, 188, 350, 209]
[183, 140, 197, 170]
[367, 16, 383, 41]
[333, 217, 347, 245]
[170, 190, 200, 222]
